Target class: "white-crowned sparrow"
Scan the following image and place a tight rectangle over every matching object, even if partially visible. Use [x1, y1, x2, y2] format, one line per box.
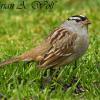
[0, 15, 91, 69]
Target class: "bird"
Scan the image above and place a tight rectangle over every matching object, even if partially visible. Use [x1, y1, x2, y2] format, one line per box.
[0, 15, 91, 69]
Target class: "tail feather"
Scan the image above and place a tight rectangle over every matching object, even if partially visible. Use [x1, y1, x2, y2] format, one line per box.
[0, 57, 20, 68]
[0, 50, 35, 68]
[0, 45, 47, 68]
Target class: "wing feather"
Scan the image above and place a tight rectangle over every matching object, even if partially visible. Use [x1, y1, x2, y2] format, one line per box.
[39, 28, 77, 68]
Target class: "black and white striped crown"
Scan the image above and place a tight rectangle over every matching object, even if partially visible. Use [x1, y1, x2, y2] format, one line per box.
[68, 15, 88, 22]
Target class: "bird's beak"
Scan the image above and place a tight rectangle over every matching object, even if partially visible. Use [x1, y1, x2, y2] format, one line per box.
[82, 19, 91, 25]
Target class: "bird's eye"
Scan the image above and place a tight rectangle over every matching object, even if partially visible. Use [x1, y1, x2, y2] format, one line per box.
[75, 19, 81, 22]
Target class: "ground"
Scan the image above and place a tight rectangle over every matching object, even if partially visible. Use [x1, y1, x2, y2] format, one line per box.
[0, 0, 100, 100]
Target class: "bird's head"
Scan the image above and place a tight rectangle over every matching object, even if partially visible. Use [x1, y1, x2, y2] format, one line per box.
[67, 15, 91, 27]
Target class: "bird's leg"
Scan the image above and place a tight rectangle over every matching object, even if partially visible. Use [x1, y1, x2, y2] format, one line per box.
[71, 60, 78, 82]
[70, 60, 78, 80]
[67, 60, 78, 84]
[62, 61, 78, 92]
[70, 60, 85, 94]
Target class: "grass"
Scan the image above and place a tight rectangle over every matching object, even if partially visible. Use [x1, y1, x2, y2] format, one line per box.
[0, 0, 100, 99]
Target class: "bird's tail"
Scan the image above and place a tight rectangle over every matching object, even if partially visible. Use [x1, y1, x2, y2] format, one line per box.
[0, 49, 36, 68]
[0, 56, 21, 68]
[0, 42, 48, 68]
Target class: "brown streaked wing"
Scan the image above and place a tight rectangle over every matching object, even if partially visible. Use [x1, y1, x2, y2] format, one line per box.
[39, 28, 77, 68]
